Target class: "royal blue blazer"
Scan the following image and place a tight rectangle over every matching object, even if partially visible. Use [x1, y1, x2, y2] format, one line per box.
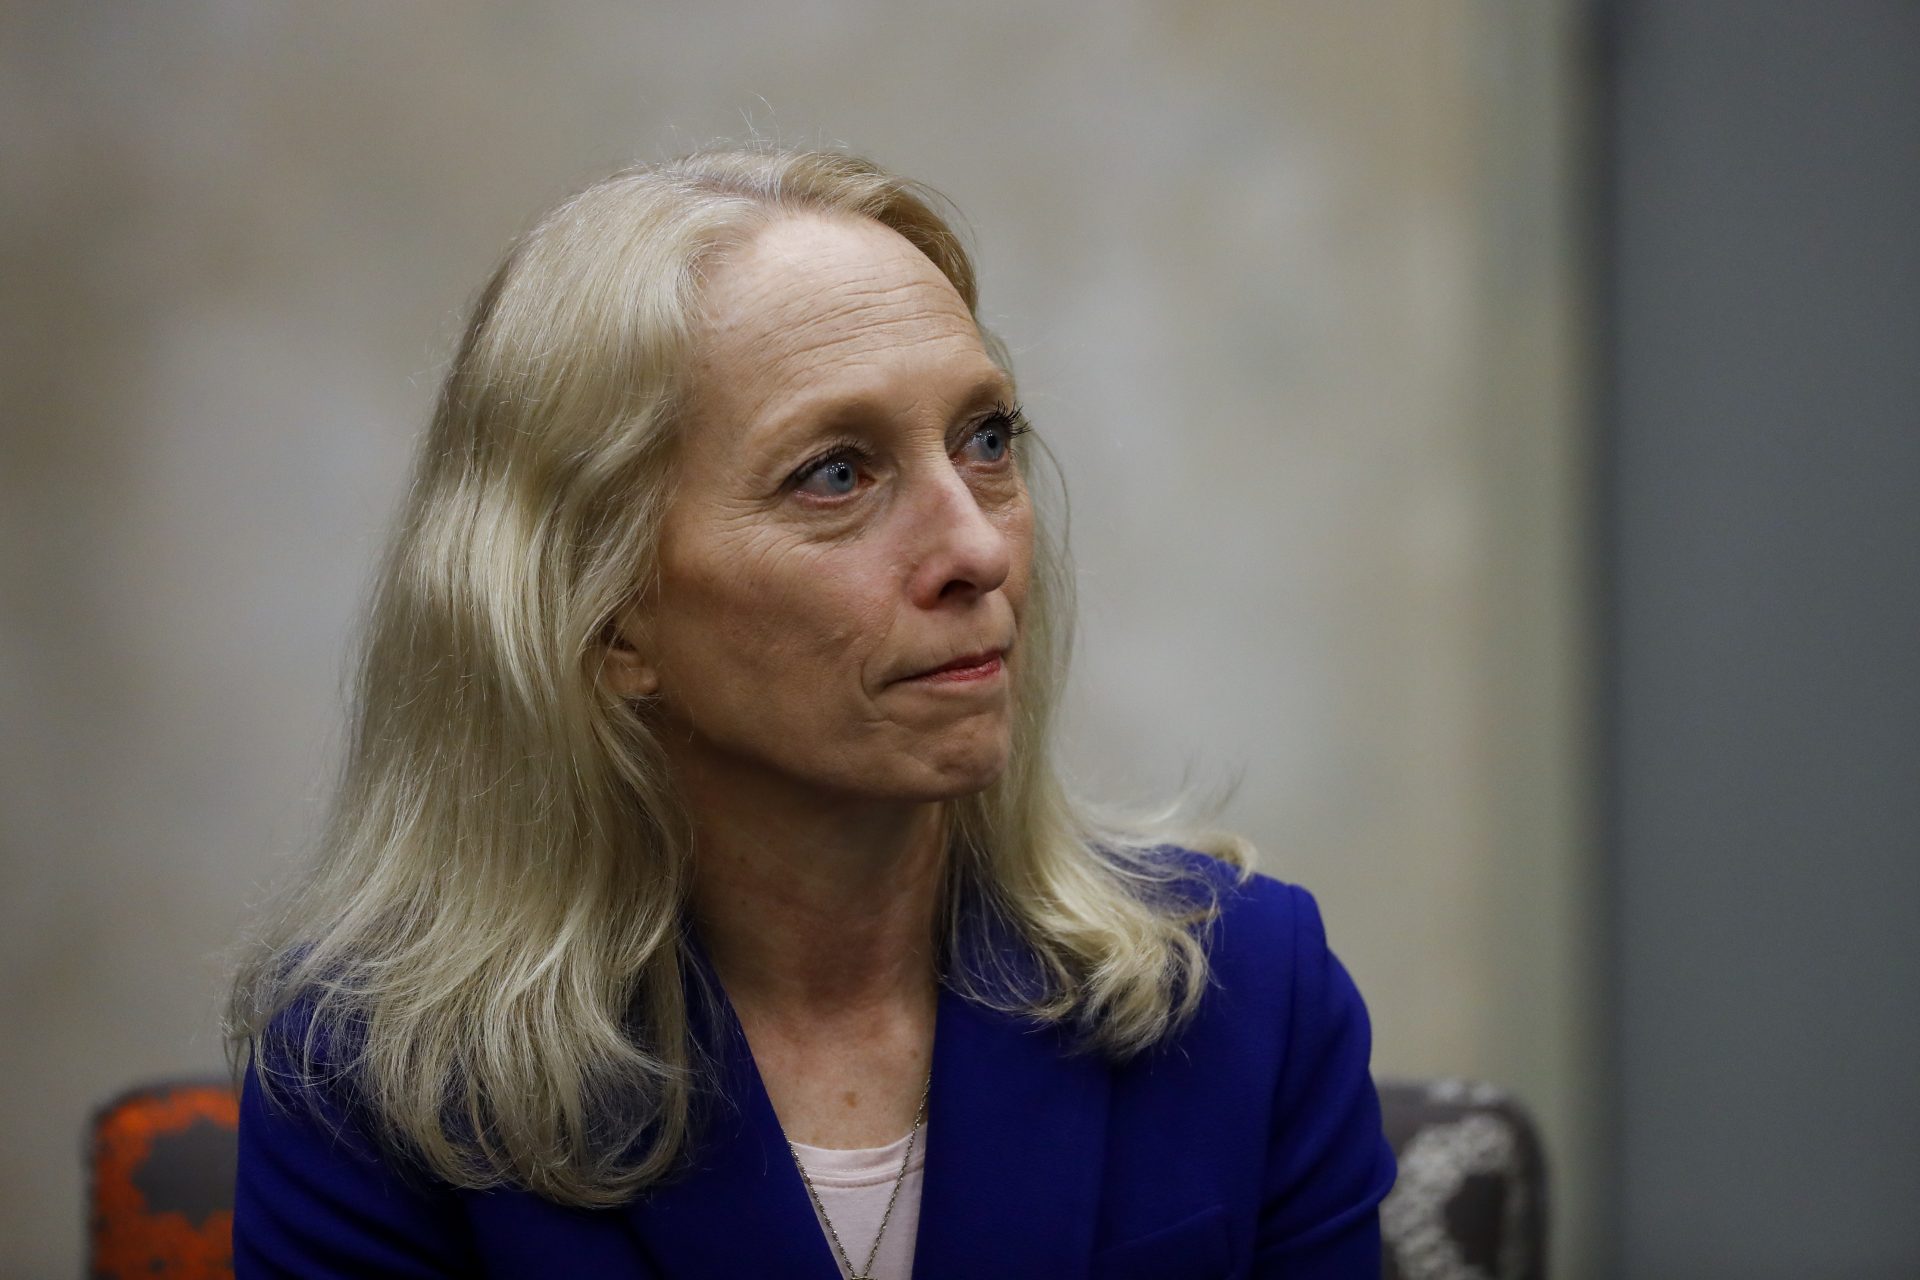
[235, 861, 1397, 1277]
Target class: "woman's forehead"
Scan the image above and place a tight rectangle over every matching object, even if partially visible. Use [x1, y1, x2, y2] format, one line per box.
[686, 214, 996, 430]
[698, 214, 971, 341]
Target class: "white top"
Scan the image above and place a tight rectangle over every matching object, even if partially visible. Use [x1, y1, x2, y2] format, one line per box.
[789, 1124, 928, 1280]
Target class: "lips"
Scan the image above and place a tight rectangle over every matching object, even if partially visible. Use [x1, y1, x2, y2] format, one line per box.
[903, 647, 1007, 682]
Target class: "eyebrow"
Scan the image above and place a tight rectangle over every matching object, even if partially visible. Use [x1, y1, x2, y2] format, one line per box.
[745, 367, 1016, 457]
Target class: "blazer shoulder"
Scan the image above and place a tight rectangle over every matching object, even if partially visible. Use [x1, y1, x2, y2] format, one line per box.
[1150, 848, 1320, 965]
[235, 997, 477, 1273]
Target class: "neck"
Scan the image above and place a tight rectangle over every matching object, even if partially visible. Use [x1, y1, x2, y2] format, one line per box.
[676, 752, 948, 1021]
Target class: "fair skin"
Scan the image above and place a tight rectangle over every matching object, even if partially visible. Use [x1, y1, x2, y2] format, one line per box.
[602, 213, 1035, 1148]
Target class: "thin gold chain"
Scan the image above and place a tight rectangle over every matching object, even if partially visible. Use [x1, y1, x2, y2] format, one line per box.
[787, 1072, 932, 1280]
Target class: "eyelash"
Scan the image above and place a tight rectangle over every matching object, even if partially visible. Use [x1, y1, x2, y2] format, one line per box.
[787, 402, 1032, 493]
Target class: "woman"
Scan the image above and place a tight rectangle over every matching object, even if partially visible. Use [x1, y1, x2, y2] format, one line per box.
[228, 145, 1396, 1279]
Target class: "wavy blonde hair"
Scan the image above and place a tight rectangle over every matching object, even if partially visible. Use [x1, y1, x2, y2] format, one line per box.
[226, 144, 1250, 1207]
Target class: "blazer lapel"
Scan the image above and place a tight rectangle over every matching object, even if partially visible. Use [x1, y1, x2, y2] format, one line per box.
[911, 982, 1112, 1279]
[620, 957, 842, 1279]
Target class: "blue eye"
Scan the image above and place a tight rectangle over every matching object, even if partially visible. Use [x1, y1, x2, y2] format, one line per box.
[971, 425, 1009, 462]
[960, 405, 1029, 464]
[797, 454, 861, 497]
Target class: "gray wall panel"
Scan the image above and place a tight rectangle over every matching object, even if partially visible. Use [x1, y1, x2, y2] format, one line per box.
[1603, 3, 1920, 1275]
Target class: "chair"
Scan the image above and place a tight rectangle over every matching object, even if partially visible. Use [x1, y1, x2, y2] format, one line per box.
[87, 1075, 1546, 1278]
[88, 1080, 238, 1280]
[1377, 1077, 1548, 1280]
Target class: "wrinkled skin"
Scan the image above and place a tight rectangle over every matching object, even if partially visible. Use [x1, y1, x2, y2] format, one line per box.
[607, 212, 1035, 810]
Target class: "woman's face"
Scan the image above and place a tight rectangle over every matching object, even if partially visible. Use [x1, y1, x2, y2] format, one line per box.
[616, 213, 1034, 805]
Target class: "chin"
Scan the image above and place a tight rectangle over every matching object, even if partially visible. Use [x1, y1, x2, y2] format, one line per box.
[924, 761, 1008, 802]
[930, 744, 1014, 799]
[878, 730, 1013, 803]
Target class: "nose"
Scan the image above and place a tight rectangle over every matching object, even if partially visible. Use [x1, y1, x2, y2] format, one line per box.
[903, 461, 1013, 609]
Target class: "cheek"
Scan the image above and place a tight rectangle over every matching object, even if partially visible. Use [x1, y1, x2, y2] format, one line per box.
[1000, 499, 1038, 616]
[658, 529, 895, 710]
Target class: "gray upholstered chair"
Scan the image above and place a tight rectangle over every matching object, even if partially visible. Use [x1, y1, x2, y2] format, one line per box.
[1378, 1078, 1548, 1280]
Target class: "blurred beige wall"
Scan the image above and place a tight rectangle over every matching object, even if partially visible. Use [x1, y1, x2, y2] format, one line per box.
[0, 3, 1596, 1275]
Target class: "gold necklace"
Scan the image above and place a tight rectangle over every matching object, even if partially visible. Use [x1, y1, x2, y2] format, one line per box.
[787, 1072, 932, 1280]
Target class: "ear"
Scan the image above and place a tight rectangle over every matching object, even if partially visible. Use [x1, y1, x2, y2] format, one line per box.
[599, 605, 661, 699]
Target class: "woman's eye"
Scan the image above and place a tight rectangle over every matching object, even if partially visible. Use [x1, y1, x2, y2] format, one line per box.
[958, 408, 1029, 464]
[968, 425, 1010, 463]
[795, 453, 862, 497]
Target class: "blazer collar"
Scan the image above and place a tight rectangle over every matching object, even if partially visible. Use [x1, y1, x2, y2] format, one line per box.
[621, 937, 1112, 1278]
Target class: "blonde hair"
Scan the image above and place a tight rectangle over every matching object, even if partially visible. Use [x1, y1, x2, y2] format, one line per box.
[226, 145, 1250, 1208]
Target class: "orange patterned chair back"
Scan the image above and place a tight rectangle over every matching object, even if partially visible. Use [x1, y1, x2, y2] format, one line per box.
[89, 1080, 239, 1280]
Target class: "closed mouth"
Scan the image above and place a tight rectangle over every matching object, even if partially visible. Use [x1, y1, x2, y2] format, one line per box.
[903, 648, 1007, 682]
